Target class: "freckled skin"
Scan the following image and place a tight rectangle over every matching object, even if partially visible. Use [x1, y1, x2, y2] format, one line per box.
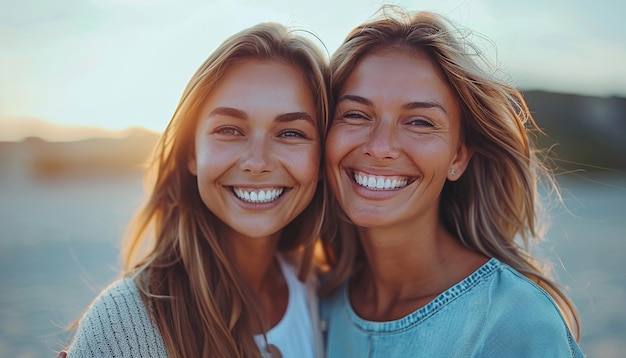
[326, 50, 470, 230]
[326, 49, 484, 324]
[189, 60, 320, 241]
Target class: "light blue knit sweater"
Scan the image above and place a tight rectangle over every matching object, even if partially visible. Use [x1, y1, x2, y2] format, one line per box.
[66, 277, 169, 357]
[65, 257, 324, 357]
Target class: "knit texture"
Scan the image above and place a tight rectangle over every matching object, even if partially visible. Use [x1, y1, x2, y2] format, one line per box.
[66, 277, 169, 357]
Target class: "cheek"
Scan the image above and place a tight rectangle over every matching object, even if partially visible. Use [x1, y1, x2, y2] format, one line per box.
[302, 149, 322, 184]
[194, 144, 233, 179]
[281, 145, 321, 184]
[401, 136, 455, 171]
[198, 138, 242, 161]
[324, 132, 350, 193]
[325, 126, 352, 167]
[194, 151, 213, 176]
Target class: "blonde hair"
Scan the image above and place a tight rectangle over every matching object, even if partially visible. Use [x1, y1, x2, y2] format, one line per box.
[320, 7, 580, 340]
[122, 23, 329, 357]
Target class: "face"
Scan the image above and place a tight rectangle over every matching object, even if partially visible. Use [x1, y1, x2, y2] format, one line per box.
[188, 60, 320, 240]
[326, 49, 471, 230]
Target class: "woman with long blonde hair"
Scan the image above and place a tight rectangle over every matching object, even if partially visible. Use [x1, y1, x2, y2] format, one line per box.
[320, 7, 583, 357]
[62, 22, 329, 357]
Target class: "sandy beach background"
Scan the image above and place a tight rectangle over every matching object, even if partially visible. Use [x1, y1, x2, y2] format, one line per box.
[1, 94, 625, 356]
[0, 160, 624, 357]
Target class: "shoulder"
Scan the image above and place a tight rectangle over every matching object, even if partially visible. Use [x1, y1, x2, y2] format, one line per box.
[80, 277, 148, 326]
[66, 276, 168, 357]
[487, 262, 565, 317]
[478, 261, 583, 356]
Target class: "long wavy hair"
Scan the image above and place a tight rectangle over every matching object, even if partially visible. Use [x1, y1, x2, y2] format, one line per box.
[122, 23, 329, 357]
[319, 7, 580, 340]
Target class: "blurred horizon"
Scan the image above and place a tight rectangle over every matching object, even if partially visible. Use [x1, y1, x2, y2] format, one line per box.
[0, 116, 160, 143]
[2, 88, 626, 143]
[2, 0, 625, 133]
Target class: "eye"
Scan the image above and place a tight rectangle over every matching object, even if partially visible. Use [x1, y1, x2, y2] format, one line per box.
[338, 110, 369, 122]
[406, 117, 434, 127]
[278, 129, 307, 139]
[214, 126, 243, 136]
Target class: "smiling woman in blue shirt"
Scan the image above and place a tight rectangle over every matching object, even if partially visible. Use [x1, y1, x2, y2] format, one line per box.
[319, 7, 583, 357]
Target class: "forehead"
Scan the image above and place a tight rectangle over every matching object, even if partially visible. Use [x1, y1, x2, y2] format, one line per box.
[215, 59, 311, 100]
[340, 49, 457, 109]
[200, 59, 317, 120]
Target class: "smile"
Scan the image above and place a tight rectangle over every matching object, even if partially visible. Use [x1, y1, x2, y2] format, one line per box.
[353, 171, 409, 190]
[232, 187, 285, 203]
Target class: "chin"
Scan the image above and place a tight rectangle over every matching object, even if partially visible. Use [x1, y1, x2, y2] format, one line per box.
[347, 213, 390, 229]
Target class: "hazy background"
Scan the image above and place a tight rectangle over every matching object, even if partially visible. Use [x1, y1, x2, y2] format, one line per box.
[2, 91, 624, 357]
[1, 0, 625, 357]
[2, 0, 625, 135]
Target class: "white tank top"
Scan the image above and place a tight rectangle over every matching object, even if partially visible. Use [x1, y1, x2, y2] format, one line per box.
[254, 255, 314, 358]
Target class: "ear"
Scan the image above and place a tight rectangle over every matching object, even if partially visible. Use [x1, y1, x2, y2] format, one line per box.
[447, 142, 473, 182]
[188, 152, 198, 176]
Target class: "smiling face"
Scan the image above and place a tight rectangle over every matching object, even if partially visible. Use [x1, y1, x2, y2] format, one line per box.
[326, 49, 471, 230]
[188, 59, 320, 240]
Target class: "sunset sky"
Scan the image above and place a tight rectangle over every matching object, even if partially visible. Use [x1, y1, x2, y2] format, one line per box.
[1, 0, 625, 136]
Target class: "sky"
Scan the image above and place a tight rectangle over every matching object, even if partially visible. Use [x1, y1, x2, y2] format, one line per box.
[1, 0, 625, 135]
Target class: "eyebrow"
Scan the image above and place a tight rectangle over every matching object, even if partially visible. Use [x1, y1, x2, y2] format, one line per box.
[275, 111, 315, 126]
[207, 107, 247, 119]
[207, 107, 315, 125]
[336, 94, 373, 107]
[402, 101, 448, 115]
[336, 94, 448, 115]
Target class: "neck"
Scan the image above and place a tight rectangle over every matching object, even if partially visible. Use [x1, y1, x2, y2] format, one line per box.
[352, 218, 487, 321]
[357, 221, 449, 292]
[226, 229, 283, 293]
[227, 228, 289, 330]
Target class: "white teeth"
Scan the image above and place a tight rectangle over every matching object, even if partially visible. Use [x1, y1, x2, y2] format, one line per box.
[233, 188, 284, 203]
[354, 173, 408, 190]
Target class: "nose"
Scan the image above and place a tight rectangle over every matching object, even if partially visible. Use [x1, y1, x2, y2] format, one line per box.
[239, 134, 275, 174]
[363, 120, 400, 160]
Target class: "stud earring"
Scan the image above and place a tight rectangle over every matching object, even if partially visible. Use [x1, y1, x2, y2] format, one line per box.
[451, 169, 456, 176]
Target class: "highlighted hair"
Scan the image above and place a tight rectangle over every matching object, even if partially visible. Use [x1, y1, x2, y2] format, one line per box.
[123, 23, 329, 357]
[320, 7, 580, 340]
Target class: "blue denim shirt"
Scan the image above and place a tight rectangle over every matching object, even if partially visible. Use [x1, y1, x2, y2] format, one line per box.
[321, 258, 584, 357]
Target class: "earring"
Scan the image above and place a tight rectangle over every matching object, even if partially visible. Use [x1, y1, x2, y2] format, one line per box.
[451, 169, 456, 176]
